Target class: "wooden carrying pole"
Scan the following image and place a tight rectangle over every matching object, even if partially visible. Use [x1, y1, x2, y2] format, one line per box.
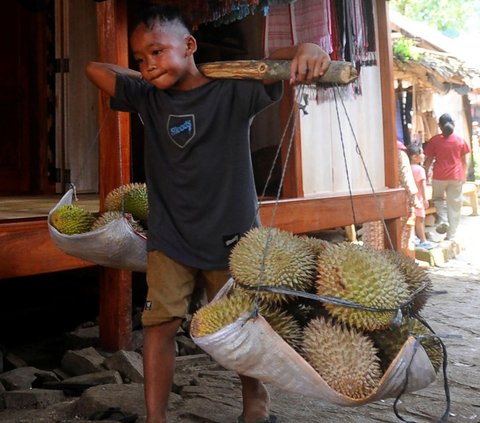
[199, 60, 358, 84]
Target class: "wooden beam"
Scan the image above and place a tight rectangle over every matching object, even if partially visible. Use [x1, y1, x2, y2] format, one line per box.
[95, 0, 132, 351]
[375, 0, 402, 251]
[0, 219, 94, 279]
[259, 188, 407, 234]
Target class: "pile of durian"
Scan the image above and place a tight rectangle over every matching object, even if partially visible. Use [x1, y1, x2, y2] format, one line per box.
[50, 183, 148, 235]
[191, 227, 442, 400]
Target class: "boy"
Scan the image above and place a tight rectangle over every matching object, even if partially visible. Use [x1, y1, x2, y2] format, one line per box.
[86, 5, 330, 423]
[407, 143, 433, 249]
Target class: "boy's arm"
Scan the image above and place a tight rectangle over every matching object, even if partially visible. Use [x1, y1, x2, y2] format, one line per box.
[267, 42, 331, 85]
[85, 62, 142, 97]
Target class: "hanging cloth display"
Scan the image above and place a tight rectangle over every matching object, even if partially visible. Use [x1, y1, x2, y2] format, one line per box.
[48, 188, 147, 272]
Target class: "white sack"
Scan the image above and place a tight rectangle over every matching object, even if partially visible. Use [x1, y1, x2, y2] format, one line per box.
[191, 279, 437, 406]
[48, 189, 147, 272]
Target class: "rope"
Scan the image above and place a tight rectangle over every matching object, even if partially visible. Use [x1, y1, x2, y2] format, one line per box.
[241, 81, 451, 422]
[332, 83, 395, 249]
[71, 109, 112, 199]
[249, 85, 307, 311]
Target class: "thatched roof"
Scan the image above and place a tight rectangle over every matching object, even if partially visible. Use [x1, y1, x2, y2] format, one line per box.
[390, 10, 480, 94]
[393, 48, 480, 94]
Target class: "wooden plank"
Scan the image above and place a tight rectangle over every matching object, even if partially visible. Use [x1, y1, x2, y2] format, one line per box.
[0, 219, 94, 279]
[95, 0, 132, 351]
[259, 188, 407, 234]
[375, 0, 402, 251]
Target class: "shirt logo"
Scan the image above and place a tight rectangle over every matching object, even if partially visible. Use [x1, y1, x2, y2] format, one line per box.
[167, 114, 195, 148]
[223, 233, 240, 248]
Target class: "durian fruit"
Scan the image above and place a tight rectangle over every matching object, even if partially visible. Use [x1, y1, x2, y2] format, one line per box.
[260, 306, 303, 350]
[371, 317, 443, 373]
[382, 250, 432, 313]
[50, 204, 96, 235]
[190, 291, 253, 338]
[104, 183, 148, 223]
[302, 317, 382, 399]
[316, 243, 410, 331]
[91, 211, 146, 235]
[229, 227, 317, 305]
[303, 236, 332, 257]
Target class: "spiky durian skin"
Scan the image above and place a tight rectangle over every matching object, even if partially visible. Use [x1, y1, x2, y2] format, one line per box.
[371, 318, 443, 373]
[302, 317, 382, 399]
[190, 291, 253, 337]
[91, 211, 146, 234]
[316, 243, 410, 331]
[50, 204, 96, 235]
[260, 307, 303, 351]
[382, 250, 432, 313]
[302, 236, 332, 257]
[229, 227, 317, 305]
[104, 183, 148, 223]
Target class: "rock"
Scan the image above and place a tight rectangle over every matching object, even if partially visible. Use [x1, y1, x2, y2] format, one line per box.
[1, 388, 65, 409]
[0, 367, 59, 391]
[65, 325, 100, 349]
[104, 350, 144, 383]
[74, 383, 146, 419]
[61, 347, 105, 376]
[3, 353, 27, 370]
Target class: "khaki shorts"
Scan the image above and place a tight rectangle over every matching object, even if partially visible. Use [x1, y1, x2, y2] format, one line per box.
[142, 250, 230, 327]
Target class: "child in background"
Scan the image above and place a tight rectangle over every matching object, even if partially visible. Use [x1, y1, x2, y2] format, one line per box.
[407, 143, 433, 249]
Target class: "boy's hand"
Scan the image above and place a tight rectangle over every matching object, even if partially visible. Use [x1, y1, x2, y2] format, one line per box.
[290, 43, 331, 85]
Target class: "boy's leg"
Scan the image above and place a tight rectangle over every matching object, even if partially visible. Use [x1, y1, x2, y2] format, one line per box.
[239, 375, 271, 423]
[143, 251, 197, 423]
[202, 270, 272, 423]
[143, 320, 182, 423]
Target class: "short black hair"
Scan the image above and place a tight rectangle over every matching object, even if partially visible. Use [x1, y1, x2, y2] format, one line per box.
[407, 143, 423, 157]
[131, 4, 192, 35]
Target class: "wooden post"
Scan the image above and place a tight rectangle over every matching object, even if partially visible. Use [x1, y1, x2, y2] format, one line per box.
[95, 0, 132, 351]
[376, 0, 403, 251]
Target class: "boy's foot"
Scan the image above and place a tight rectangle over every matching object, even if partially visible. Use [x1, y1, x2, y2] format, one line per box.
[436, 222, 449, 234]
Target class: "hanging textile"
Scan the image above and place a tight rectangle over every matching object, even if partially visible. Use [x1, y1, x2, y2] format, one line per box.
[154, 0, 294, 28]
[48, 189, 147, 272]
[264, 0, 333, 57]
[191, 279, 437, 406]
[264, 0, 377, 101]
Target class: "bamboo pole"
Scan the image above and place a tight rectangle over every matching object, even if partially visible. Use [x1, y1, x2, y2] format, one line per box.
[199, 60, 358, 84]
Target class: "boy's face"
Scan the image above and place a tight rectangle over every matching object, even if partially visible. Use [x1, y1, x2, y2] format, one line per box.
[130, 21, 196, 90]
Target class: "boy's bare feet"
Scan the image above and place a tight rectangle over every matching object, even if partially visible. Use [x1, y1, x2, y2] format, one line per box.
[239, 375, 272, 423]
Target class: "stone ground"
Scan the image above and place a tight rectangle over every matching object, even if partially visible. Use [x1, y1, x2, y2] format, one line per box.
[1, 213, 479, 423]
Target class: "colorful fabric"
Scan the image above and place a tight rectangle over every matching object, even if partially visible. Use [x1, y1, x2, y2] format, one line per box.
[264, 0, 332, 56]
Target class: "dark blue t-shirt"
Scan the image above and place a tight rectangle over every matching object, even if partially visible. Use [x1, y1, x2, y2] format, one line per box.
[111, 75, 282, 269]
